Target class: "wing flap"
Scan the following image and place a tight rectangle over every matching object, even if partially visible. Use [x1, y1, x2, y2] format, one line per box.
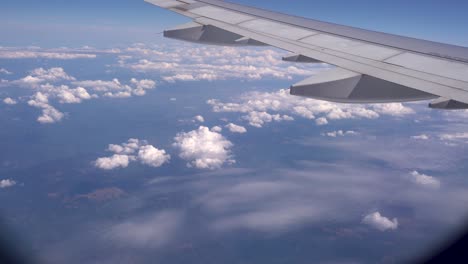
[290, 68, 436, 103]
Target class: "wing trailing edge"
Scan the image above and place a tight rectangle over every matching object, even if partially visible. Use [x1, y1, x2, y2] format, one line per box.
[290, 68, 437, 103]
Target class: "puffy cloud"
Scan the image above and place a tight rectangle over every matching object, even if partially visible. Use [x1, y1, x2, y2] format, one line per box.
[208, 89, 413, 127]
[243, 111, 294, 128]
[315, 117, 328, 126]
[412, 134, 429, 140]
[95, 139, 170, 170]
[94, 154, 131, 170]
[0, 68, 12, 75]
[130, 78, 156, 96]
[28, 92, 65, 124]
[37, 107, 65, 124]
[0, 179, 16, 188]
[362, 212, 398, 231]
[193, 115, 205, 123]
[73, 78, 155, 97]
[173, 126, 234, 170]
[3, 97, 17, 105]
[323, 130, 357, 137]
[121, 44, 322, 82]
[137, 145, 171, 168]
[17, 68, 75, 87]
[409, 171, 440, 189]
[225, 123, 247, 134]
[371, 103, 415, 116]
[211, 126, 223, 133]
[57, 87, 92, 104]
[108, 139, 141, 155]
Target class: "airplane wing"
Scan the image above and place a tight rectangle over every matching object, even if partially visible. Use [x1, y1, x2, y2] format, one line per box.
[145, 0, 468, 109]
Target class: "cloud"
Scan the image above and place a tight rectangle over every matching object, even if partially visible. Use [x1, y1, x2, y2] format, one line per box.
[72, 78, 155, 97]
[130, 78, 156, 96]
[121, 44, 324, 82]
[243, 111, 294, 128]
[3, 97, 17, 105]
[409, 171, 441, 189]
[371, 103, 415, 116]
[211, 126, 223, 133]
[412, 134, 429, 140]
[323, 130, 358, 137]
[108, 210, 182, 248]
[315, 117, 328, 126]
[225, 123, 247, 134]
[17, 68, 76, 87]
[0, 50, 96, 60]
[0, 179, 16, 188]
[57, 87, 92, 104]
[95, 139, 170, 170]
[94, 154, 131, 170]
[193, 115, 205, 123]
[439, 133, 468, 143]
[6, 70, 155, 123]
[0, 68, 12, 75]
[28, 92, 65, 124]
[362, 212, 398, 231]
[137, 145, 171, 168]
[173, 126, 235, 170]
[207, 89, 414, 127]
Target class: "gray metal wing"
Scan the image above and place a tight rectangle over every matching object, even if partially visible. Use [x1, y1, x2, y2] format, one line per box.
[145, 0, 468, 109]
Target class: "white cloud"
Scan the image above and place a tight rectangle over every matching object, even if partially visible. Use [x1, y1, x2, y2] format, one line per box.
[225, 123, 247, 134]
[73, 78, 154, 97]
[137, 145, 171, 168]
[122, 44, 322, 82]
[323, 130, 357, 137]
[0, 50, 96, 60]
[130, 78, 156, 96]
[18, 68, 75, 87]
[28, 92, 65, 124]
[0, 179, 16, 188]
[193, 115, 205, 123]
[371, 103, 415, 116]
[95, 139, 169, 170]
[94, 154, 131, 170]
[243, 111, 294, 128]
[315, 117, 328, 126]
[412, 134, 429, 140]
[211, 126, 223, 133]
[57, 87, 92, 104]
[439, 133, 468, 142]
[362, 212, 398, 231]
[3, 97, 17, 105]
[173, 126, 235, 170]
[0, 68, 12, 75]
[208, 89, 413, 127]
[409, 171, 441, 189]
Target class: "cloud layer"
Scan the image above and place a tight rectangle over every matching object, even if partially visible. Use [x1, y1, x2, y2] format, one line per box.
[208, 89, 415, 128]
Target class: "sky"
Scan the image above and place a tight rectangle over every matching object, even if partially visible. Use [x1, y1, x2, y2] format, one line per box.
[1, 1, 468, 264]
[1, 0, 468, 47]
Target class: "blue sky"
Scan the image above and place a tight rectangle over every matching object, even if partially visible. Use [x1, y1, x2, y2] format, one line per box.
[1, 1, 468, 263]
[1, 0, 468, 47]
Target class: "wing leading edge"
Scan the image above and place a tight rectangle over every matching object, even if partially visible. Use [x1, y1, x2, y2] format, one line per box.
[145, 0, 468, 109]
